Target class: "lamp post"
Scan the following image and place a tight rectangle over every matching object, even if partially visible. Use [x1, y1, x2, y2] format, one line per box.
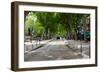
[77, 26, 83, 57]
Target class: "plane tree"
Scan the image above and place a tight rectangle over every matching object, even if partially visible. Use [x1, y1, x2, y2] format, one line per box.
[25, 11, 90, 40]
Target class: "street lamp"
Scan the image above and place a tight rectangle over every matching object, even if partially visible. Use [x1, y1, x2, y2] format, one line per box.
[77, 26, 83, 57]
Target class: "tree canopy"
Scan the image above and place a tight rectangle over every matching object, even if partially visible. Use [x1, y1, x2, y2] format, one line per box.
[24, 11, 90, 40]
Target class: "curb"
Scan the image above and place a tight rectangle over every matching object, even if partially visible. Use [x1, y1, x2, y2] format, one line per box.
[30, 39, 53, 51]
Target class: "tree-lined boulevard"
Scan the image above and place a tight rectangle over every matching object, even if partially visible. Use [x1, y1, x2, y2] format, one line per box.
[24, 11, 90, 61]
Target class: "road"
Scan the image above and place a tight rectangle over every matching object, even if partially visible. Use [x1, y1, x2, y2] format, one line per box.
[24, 39, 89, 61]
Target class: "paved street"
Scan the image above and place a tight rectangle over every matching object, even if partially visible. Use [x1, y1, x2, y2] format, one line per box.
[24, 39, 90, 61]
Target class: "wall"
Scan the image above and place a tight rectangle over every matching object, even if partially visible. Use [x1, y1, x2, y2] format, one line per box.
[0, 0, 99, 73]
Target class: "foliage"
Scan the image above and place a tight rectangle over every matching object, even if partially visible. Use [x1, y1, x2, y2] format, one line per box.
[24, 11, 90, 40]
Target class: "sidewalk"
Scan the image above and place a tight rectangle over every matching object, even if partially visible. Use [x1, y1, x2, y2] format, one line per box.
[24, 39, 52, 53]
[66, 40, 90, 58]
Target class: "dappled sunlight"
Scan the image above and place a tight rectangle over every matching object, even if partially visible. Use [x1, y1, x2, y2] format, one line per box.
[24, 11, 90, 62]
